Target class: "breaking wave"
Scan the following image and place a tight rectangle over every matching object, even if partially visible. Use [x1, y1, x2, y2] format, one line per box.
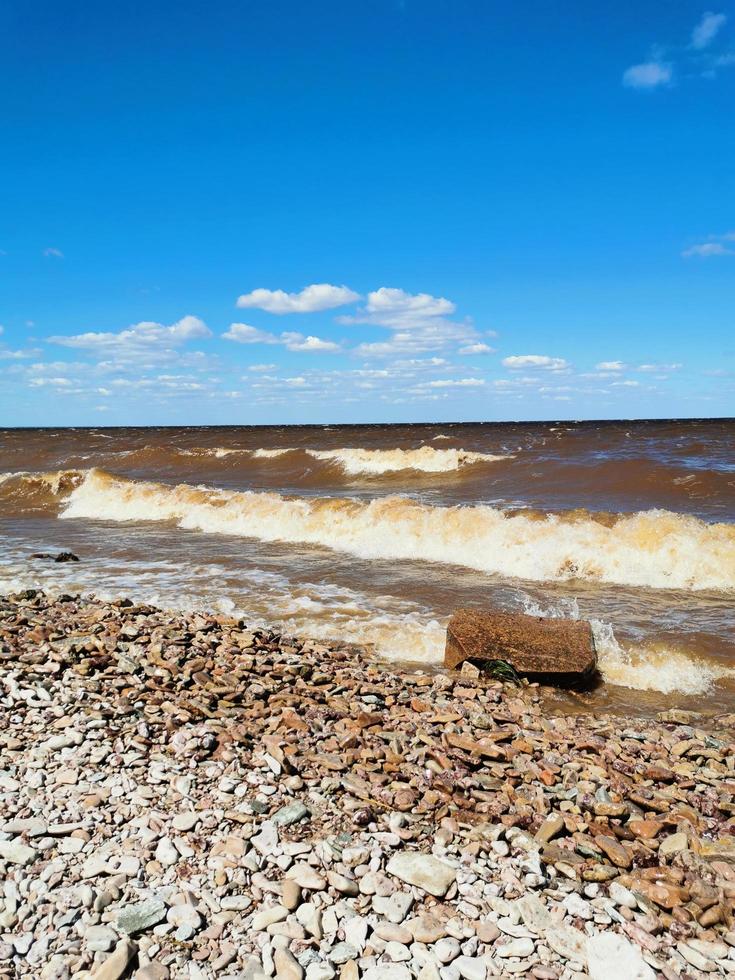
[517, 595, 729, 694]
[591, 621, 730, 695]
[46, 468, 735, 592]
[178, 445, 510, 474]
[303, 446, 509, 474]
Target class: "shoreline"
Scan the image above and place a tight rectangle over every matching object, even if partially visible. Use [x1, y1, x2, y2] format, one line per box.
[1, 590, 734, 978]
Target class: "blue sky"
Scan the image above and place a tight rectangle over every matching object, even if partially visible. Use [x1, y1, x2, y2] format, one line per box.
[1, 0, 733, 425]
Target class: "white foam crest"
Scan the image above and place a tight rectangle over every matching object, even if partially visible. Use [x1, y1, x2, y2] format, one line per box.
[591, 620, 730, 694]
[305, 446, 510, 474]
[60, 470, 735, 591]
[179, 447, 251, 458]
[252, 448, 296, 459]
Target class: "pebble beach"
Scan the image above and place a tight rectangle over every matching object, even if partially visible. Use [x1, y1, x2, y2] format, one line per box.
[2, 590, 735, 979]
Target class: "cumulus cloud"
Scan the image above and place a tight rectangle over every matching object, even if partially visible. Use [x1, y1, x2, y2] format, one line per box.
[280, 332, 340, 352]
[596, 360, 627, 371]
[223, 324, 339, 352]
[345, 287, 455, 328]
[236, 283, 359, 314]
[458, 343, 496, 355]
[222, 323, 279, 344]
[692, 12, 727, 49]
[49, 315, 211, 350]
[247, 363, 277, 372]
[342, 287, 484, 358]
[622, 61, 672, 88]
[502, 355, 570, 371]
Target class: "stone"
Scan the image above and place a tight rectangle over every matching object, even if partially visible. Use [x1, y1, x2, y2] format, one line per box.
[454, 957, 487, 980]
[0, 839, 37, 865]
[328, 943, 359, 965]
[545, 925, 588, 964]
[274, 948, 304, 980]
[306, 965, 336, 980]
[517, 894, 552, 934]
[627, 877, 688, 909]
[92, 940, 138, 979]
[155, 837, 179, 866]
[167, 903, 202, 940]
[172, 812, 200, 831]
[295, 902, 322, 939]
[85, 925, 118, 952]
[594, 835, 632, 869]
[587, 934, 654, 980]
[535, 813, 565, 844]
[383, 941, 411, 962]
[251, 904, 289, 930]
[219, 894, 252, 911]
[362, 968, 412, 980]
[444, 609, 596, 681]
[386, 852, 456, 897]
[372, 891, 413, 923]
[286, 863, 327, 890]
[273, 802, 310, 826]
[659, 832, 689, 858]
[115, 898, 167, 935]
[608, 882, 637, 909]
[434, 937, 461, 963]
[281, 879, 302, 910]
[496, 937, 535, 958]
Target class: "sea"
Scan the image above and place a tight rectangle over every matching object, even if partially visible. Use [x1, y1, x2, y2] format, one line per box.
[1, 419, 734, 717]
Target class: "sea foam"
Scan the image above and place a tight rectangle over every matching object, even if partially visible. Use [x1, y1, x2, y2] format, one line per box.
[58, 469, 735, 592]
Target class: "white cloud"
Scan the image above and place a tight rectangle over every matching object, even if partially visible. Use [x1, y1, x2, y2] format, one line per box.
[247, 363, 277, 372]
[595, 360, 627, 371]
[351, 287, 455, 328]
[0, 347, 40, 360]
[637, 362, 682, 372]
[223, 324, 339, 352]
[29, 376, 74, 387]
[458, 343, 496, 355]
[42, 247, 64, 258]
[222, 323, 279, 344]
[502, 355, 570, 371]
[612, 380, 641, 387]
[236, 283, 359, 314]
[682, 241, 734, 257]
[692, 12, 727, 49]
[280, 332, 340, 352]
[49, 315, 211, 350]
[425, 378, 486, 388]
[343, 287, 483, 358]
[622, 61, 672, 88]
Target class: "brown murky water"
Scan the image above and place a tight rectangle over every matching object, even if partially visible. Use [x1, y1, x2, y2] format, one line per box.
[1, 419, 733, 717]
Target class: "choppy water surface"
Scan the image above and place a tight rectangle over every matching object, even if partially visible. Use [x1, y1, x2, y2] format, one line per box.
[1, 419, 733, 717]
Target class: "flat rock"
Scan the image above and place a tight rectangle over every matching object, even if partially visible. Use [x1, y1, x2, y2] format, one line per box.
[0, 839, 37, 866]
[115, 898, 167, 935]
[386, 852, 456, 897]
[444, 609, 596, 681]
[587, 933, 655, 980]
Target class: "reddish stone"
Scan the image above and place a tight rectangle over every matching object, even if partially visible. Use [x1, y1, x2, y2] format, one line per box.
[444, 609, 596, 682]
